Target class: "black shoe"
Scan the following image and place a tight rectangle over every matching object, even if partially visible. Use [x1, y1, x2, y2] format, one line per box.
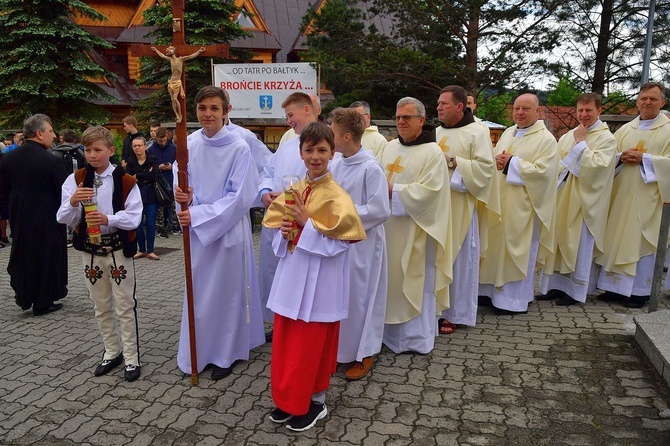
[624, 295, 649, 309]
[478, 295, 492, 307]
[269, 407, 293, 423]
[265, 330, 273, 343]
[1, 237, 9, 244]
[211, 361, 238, 380]
[286, 402, 327, 432]
[494, 308, 528, 316]
[94, 354, 123, 376]
[157, 230, 168, 239]
[32, 303, 63, 316]
[597, 291, 625, 302]
[556, 294, 579, 306]
[536, 289, 562, 301]
[124, 364, 141, 382]
[15, 295, 31, 311]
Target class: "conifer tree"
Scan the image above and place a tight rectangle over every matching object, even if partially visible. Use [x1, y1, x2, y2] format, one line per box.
[0, 0, 115, 129]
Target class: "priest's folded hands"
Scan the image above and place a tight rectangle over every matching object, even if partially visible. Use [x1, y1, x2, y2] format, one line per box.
[620, 148, 643, 165]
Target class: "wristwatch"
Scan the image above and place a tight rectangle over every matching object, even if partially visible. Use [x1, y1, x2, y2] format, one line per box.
[447, 157, 455, 169]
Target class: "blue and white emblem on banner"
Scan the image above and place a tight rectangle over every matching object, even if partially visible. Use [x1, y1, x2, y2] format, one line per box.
[260, 95, 273, 111]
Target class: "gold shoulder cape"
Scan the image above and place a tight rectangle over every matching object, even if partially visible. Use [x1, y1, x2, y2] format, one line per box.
[262, 172, 366, 241]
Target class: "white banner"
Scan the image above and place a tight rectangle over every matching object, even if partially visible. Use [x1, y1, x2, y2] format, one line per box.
[213, 63, 318, 119]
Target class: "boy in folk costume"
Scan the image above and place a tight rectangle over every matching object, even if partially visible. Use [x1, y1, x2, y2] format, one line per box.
[263, 122, 366, 431]
[57, 126, 143, 382]
[329, 108, 390, 380]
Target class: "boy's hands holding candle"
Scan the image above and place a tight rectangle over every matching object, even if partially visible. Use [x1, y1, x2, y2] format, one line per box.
[281, 192, 307, 238]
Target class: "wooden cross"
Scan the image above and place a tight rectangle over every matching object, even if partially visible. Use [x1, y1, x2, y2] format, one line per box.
[386, 156, 405, 182]
[130, 0, 230, 386]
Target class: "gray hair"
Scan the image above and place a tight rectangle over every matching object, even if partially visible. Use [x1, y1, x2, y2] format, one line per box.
[397, 97, 426, 117]
[23, 114, 52, 139]
[349, 101, 371, 115]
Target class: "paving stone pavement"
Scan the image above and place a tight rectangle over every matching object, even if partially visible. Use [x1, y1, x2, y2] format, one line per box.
[2, 229, 670, 446]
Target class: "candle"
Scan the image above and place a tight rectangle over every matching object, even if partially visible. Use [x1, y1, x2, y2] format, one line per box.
[282, 175, 301, 241]
[83, 197, 102, 245]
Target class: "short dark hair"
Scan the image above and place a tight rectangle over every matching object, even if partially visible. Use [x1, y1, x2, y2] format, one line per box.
[330, 107, 365, 142]
[299, 122, 334, 152]
[194, 86, 229, 109]
[439, 85, 468, 106]
[576, 93, 602, 108]
[60, 129, 77, 143]
[156, 127, 169, 138]
[122, 115, 137, 127]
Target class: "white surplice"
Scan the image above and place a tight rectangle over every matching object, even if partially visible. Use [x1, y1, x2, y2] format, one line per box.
[330, 149, 390, 363]
[267, 220, 351, 322]
[257, 137, 307, 321]
[175, 126, 265, 374]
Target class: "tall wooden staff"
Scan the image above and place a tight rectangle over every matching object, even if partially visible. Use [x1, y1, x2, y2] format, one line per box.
[131, 1, 229, 385]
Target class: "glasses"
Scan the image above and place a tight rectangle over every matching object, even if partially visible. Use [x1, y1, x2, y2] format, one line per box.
[394, 115, 422, 121]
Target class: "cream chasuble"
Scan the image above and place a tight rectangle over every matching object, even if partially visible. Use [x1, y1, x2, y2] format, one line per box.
[479, 120, 559, 286]
[362, 126, 389, 158]
[595, 113, 670, 276]
[435, 121, 499, 254]
[544, 121, 616, 274]
[378, 137, 452, 324]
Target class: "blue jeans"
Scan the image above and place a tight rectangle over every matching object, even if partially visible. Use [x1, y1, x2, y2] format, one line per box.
[162, 204, 174, 230]
[137, 202, 158, 253]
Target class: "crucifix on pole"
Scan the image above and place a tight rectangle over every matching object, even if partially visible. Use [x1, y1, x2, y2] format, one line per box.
[130, 0, 229, 386]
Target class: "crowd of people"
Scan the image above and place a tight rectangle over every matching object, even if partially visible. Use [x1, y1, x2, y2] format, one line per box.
[0, 81, 668, 432]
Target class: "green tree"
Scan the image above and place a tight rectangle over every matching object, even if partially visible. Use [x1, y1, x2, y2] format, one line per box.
[372, 0, 563, 93]
[552, 0, 670, 94]
[0, 0, 115, 129]
[547, 77, 581, 106]
[477, 92, 515, 127]
[303, 0, 561, 118]
[135, 0, 252, 124]
[301, 0, 461, 119]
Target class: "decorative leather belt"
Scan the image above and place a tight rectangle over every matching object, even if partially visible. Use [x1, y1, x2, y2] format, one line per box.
[84, 232, 123, 256]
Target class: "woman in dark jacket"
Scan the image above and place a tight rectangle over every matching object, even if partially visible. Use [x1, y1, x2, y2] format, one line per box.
[125, 136, 161, 260]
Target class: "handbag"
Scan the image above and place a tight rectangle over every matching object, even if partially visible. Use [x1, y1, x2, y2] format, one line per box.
[154, 172, 174, 206]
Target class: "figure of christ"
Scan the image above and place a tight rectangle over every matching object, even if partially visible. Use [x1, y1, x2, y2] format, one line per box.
[151, 46, 205, 123]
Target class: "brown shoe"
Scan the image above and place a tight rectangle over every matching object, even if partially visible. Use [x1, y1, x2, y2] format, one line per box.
[345, 356, 373, 381]
[134, 252, 146, 259]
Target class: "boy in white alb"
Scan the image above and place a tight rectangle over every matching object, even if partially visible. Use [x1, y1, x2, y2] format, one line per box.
[263, 122, 366, 432]
[329, 108, 390, 380]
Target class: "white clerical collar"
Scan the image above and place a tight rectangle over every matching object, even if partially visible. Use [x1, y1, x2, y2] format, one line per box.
[587, 120, 602, 132]
[639, 115, 660, 130]
[514, 126, 531, 138]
